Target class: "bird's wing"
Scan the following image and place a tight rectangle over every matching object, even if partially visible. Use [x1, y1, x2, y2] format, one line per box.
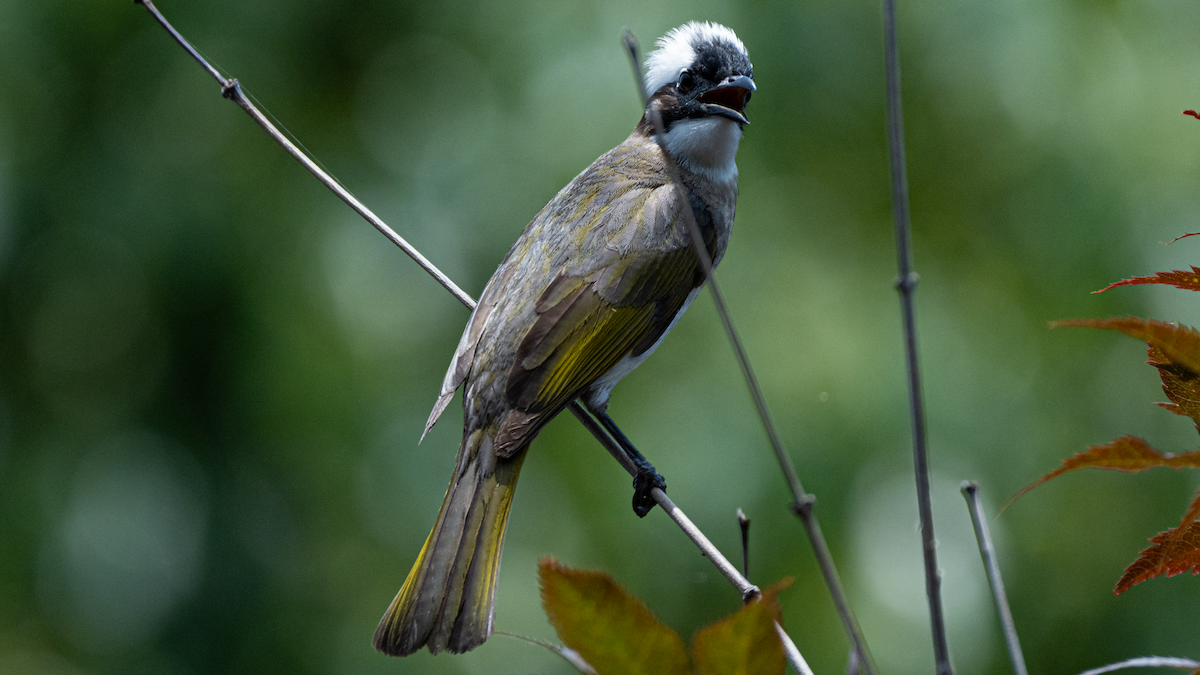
[426, 139, 674, 439]
[422, 264, 516, 441]
[493, 181, 706, 455]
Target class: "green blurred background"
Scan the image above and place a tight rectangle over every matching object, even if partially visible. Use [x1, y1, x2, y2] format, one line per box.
[2, 0, 1199, 673]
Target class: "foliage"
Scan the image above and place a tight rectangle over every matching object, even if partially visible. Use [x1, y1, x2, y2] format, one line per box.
[1013, 252, 1200, 593]
[539, 558, 790, 675]
[1116, 521, 1200, 594]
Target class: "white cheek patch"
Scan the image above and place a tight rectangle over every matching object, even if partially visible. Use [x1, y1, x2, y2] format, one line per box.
[643, 22, 747, 96]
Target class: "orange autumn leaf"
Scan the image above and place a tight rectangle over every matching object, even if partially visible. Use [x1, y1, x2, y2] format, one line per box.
[539, 558, 690, 675]
[1183, 491, 1200, 528]
[1096, 267, 1200, 294]
[1147, 344, 1200, 431]
[539, 559, 797, 675]
[1057, 318, 1200, 431]
[692, 580, 792, 675]
[1052, 317, 1200, 375]
[1115, 520, 1200, 594]
[1005, 435, 1200, 509]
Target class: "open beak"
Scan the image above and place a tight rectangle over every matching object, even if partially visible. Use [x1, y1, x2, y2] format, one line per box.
[698, 75, 756, 125]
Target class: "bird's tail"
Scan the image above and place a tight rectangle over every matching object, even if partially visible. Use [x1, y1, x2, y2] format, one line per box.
[373, 425, 527, 656]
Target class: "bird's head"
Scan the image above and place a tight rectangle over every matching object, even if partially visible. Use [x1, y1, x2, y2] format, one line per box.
[638, 22, 754, 180]
[643, 22, 755, 129]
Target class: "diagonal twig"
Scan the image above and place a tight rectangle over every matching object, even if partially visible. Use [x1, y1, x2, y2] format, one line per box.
[566, 406, 759, 600]
[622, 31, 873, 675]
[133, 0, 473, 309]
[134, 0, 781, 651]
[962, 482, 1028, 675]
[881, 0, 952, 672]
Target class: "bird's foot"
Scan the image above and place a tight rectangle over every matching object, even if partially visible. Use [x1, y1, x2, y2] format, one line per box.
[632, 470, 666, 518]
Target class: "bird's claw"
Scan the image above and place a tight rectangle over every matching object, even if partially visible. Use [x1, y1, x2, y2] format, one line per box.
[632, 470, 666, 518]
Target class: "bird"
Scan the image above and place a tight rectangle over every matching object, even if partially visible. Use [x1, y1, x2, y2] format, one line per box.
[373, 21, 755, 657]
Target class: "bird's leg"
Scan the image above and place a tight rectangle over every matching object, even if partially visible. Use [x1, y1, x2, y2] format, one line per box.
[592, 410, 666, 518]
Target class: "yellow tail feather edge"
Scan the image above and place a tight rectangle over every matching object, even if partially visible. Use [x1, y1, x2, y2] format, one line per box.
[373, 433, 527, 656]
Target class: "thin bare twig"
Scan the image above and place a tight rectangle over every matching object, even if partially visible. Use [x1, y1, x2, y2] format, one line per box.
[135, 0, 768, 641]
[566, 406, 760, 599]
[961, 482, 1028, 675]
[778, 622, 817, 675]
[495, 632, 598, 675]
[882, 0, 952, 672]
[1078, 657, 1200, 675]
[789, 495, 870, 667]
[657, 490, 759, 600]
[133, 0, 473, 309]
[737, 507, 751, 579]
[623, 31, 873, 675]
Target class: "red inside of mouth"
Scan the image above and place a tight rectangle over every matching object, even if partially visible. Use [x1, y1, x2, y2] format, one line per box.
[699, 86, 751, 113]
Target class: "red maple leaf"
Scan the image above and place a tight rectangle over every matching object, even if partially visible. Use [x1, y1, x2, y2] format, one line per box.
[1096, 266, 1200, 293]
[1115, 517, 1200, 594]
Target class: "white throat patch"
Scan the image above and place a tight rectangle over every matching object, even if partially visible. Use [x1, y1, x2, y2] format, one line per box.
[662, 117, 741, 183]
[643, 22, 747, 96]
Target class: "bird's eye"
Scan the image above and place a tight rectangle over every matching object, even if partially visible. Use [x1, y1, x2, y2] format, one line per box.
[677, 70, 694, 91]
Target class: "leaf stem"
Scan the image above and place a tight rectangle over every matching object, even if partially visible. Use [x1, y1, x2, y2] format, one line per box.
[494, 632, 598, 675]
